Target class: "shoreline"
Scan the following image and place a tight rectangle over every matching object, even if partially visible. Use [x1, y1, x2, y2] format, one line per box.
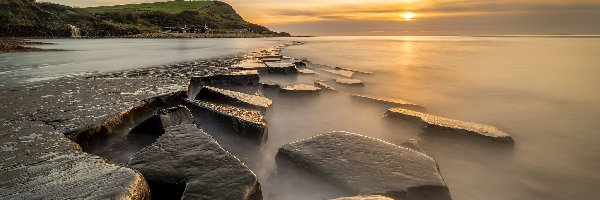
[0, 38, 60, 53]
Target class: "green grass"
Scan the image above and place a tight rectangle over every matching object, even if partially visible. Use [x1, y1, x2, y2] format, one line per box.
[85, 0, 212, 14]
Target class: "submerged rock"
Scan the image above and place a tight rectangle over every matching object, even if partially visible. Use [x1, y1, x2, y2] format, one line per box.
[334, 66, 374, 75]
[386, 108, 513, 142]
[188, 71, 260, 98]
[298, 68, 318, 74]
[352, 94, 423, 110]
[280, 84, 321, 93]
[276, 131, 451, 200]
[184, 99, 267, 144]
[129, 106, 194, 135]
[128, 124, 261, 200]
[323, 69, 355, 78]
[314, 81, 337, 91]
[196, 86, 272, 110]
[265, 62, 298, 74]
[260, 82, 282, 90]
[335, 78, 364, 86]
[331, 195, 393, 200]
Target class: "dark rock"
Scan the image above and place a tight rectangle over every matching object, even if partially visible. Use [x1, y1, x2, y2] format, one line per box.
[330, 195, 394, 200]
[188, 71, 260, 98]
[64, 91, 187, 149]
[352, 94, 424, 110]
[260, 82, 282, 90]
[280, 84, 321, 94]
[386, 108, 513, 142]
[195, 86, 272, 110]
[335, 78, 364, 86]
[184, 99, 267, 144]
[129, 106, 194, 135]
[265, 62, 298, 74]
[276, 131, 451, 200]
[0, 121, 151, 200]
[128, 124, 261, 200]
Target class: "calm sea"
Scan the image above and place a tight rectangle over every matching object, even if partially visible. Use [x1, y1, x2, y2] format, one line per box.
[2, 36, 599, 200]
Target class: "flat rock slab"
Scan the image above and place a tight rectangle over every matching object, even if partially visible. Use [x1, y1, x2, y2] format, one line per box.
[331, 195, 394, 200]
[0, 121, 150, 200]
[128, 124, 261, 200]
[280, 84, 321, 93]
[334, 66, 374, 75]
[277, 131, 451, 200]
[387, 108, 513, 142]
[335, 78, 364, 86]
[314, 81, 337, 91]
[196, 86, 272, 110]
[184, 99, 267, 144]
[188, 71, 260, 98]
[352, 94, 423, 110]
[299, 68, 318, 74]
[324, 69, 355, 78]
[265, 62, 298, 74]
[232, 59, 267, 71]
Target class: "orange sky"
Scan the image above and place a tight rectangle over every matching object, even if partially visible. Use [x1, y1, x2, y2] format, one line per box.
[42, 0, 600, 35]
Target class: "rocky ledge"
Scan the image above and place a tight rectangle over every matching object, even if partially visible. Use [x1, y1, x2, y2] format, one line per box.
[276, 131, 451, 200]
[387, 108, 513, 142]
[128, 124, 261, 200]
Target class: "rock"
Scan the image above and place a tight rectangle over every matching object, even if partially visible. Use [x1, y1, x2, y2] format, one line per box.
[314, 81, 337, 91]
[298, 68, 318, 74]
[260, 82, 282, 90]
[324, 69, 354, 78]
[231, 59, 267, 71]
[334, 66, 374, 75]
[0, 121, 151, 200]
[352, 94, 423, 110]
[259, 57, 282, 62]
[330, 195, 394, 200]
[386, 108, 513, 142]
[128, 124, 261, 200]
[335, 78, 364, 86]
[129, 106, 194, 135]
[195, 86, 272, 110]
[188, 71, 260, 98]
[276, 131, 451, 200]
[280, 84, 321, 94]
[265, 62, 298, 74]
[184, 99, 267, 144]
[65, 91, 187, 149]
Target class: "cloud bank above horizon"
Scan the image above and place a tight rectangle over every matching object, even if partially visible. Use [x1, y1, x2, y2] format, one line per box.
[41, 0, 600, 35]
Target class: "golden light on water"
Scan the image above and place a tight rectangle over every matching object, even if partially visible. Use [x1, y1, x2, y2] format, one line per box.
[401, 12, 416, 20]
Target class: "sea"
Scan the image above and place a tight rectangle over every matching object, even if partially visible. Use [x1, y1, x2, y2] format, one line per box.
[2, 36, 599, 200]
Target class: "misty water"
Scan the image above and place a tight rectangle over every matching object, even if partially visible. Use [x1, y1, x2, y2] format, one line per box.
[0, 38, 280, 88]
[4, 36, 600, 200]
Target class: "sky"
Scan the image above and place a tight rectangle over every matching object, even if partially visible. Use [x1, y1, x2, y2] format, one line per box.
[41, 0, 600, 36]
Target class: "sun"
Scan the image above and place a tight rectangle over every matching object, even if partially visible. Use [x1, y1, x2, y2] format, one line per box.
[401, 12, 416, 20]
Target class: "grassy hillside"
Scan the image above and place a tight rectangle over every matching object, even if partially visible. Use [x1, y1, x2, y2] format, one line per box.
[85, 0, 280, 34]
[0, 0, 141, 37]
[85, 0, 212, 14]
[0, 0, 288, 37]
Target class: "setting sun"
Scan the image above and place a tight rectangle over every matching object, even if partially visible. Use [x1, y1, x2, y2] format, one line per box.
[401, 12, 416, 20]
